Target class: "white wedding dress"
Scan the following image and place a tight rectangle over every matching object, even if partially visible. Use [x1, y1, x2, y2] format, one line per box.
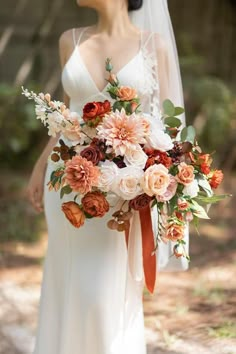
[33, 27, 189, 354]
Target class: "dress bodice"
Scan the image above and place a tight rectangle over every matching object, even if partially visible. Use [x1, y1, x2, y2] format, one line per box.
[61, 27, 160, 116]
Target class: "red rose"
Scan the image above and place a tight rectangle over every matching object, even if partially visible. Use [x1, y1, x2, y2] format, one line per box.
[129, 193, 153, 210]
[83, 102, 100, 121]
[82, 100, 111, 126]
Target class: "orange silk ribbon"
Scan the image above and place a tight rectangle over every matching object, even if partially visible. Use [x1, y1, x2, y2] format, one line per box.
[125, 204, 156, 294]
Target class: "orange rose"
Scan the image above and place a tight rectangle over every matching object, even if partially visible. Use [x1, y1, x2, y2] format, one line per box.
[97, 100, 111, 116]
[176, 162, 195, 186]
[61, 201, 85, 228]
[82, 100, 111, 124]
[199, 153, 212, 166]
[200, 162, 211, 175]
[117, 86, 137, 101]
[209, 170, 224, 189]
[166, 223, 185, 241]
[81, 191, 109, 217]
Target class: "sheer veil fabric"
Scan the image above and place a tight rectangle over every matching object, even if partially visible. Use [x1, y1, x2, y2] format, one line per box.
[122, 0, 189, 338]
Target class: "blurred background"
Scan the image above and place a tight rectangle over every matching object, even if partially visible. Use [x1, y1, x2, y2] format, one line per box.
[0, 1, 235, 353]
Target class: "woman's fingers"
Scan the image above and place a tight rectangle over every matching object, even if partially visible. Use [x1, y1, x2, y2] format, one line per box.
[28, 186, 43, 213]
[34, 188, 44, 212]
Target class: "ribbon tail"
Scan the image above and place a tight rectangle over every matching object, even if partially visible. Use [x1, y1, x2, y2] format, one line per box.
[125, 223, 130, 249]
[139, 205, 156, 294]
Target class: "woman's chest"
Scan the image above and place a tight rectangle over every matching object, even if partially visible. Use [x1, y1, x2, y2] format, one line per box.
[61, 46, 150, 103]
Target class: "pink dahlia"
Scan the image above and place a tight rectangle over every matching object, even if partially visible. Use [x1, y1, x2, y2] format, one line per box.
[65, 155, 100, 194]
[96, 108, 146, 156]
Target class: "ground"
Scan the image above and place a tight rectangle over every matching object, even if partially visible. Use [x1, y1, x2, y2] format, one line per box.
[0, 178, 235, 354]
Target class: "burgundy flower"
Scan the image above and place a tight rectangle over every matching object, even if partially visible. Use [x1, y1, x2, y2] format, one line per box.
[80, 145, 104, 165]
[129, 193, 153, 211]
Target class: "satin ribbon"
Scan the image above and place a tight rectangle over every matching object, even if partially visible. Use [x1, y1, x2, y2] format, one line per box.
[125, 204, 156, 294]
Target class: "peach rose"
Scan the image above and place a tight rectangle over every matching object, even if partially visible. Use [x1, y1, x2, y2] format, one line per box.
[185, 211, 193, 222]
[165, 223, 185, 241]
[117, 86, 137, 101]
[173, 244, 185, 258]
[81, 191, 109, 217]
[61, 201, 85, 228]
[177, 198, 189, 211]
[176, 162, 195, 186]
[140, 164, 170, 197]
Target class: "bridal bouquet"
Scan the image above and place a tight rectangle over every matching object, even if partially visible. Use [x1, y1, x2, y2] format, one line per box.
[22, 59, 229, 261]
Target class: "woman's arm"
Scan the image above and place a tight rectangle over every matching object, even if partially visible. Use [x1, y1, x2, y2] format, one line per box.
[27, 30, 71, 212]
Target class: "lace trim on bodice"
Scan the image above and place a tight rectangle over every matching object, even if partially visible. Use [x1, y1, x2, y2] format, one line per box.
[140, 32, 161, 117]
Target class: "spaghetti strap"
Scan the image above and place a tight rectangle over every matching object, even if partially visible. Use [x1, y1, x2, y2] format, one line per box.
[141, 31, 155, 49]
[72, 28, 77, 47]
[72, 27, 88, 48]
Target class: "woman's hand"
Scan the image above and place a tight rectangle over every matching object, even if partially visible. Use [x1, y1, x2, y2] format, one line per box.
[26, 161, 46, 213]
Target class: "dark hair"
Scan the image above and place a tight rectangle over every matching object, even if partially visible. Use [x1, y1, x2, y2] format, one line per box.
[128, 0, 143, 11]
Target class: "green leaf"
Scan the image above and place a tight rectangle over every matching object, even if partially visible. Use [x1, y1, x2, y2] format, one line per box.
[165, 116, 182, 128]
[190, 200, 210, 219]
[187, 126, 196, 144]
[168, 194, 178, 214]
[174, 106, 185, 116]
[151, 199, 157, 208]
[193, 215, 200, 235]
[84, 211, 94, 219]
[60, 185, 72, 199]
[163, 99, 175, 116]
[197, 177, 213, 196]
[180, 125, 196, 144]
[195, 194, 231, 204]
[112, 101, 124, 112]
[180, 127, 188, 142]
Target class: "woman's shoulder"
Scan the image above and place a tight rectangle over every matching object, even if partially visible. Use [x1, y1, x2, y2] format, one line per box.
[142, 30, 169, 55]
[59, 26, 88, 47]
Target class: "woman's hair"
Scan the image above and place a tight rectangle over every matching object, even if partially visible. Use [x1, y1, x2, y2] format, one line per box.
[128, 0, 143, 11]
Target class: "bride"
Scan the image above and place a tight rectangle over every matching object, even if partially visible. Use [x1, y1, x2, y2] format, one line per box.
[28, 0, 189, 353]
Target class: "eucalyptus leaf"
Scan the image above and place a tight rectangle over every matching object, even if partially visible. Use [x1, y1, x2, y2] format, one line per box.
[165, 116, 182, 128]
[60, 185, 72, 199]
[180, 127, 188, 142]
[187, 126, 196, 144]
[163, 99, 175, 116]
[180, 125, 196, 144]
[174, 106, 185, 116]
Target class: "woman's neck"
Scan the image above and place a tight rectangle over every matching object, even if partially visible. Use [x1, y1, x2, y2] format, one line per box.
[93, 2, 138, 37]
